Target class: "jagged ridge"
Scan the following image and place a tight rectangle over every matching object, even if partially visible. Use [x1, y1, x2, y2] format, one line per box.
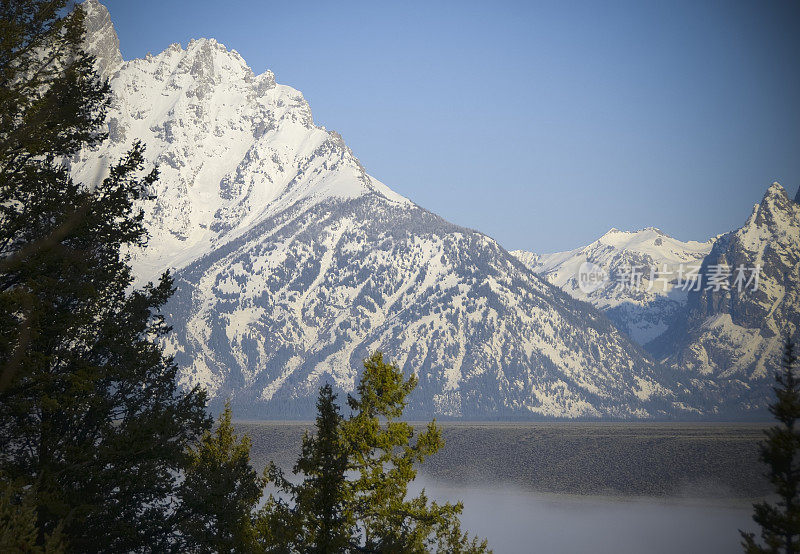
[650, 183, 800, 414]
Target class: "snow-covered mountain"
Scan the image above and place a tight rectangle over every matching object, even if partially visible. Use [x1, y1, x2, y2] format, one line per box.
[70, 0, 695, 419]
[650, 183, 800, 414]
[512, 230, 713, 344]
[514, 182, 800, 416]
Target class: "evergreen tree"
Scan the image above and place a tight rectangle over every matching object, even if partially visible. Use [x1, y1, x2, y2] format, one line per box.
[0, 2, 210, 551]
[258, 384, 355, 553]
[259, 352, 489, 553]
[343, 352, 488, 553]
[179, 401, 265, 553]
[742, 335, 800, 553]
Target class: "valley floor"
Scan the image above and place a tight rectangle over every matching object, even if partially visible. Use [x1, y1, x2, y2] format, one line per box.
[237, 422, 769, 499]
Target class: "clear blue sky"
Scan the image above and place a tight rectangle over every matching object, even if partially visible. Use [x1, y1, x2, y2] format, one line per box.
[101, 0, 800, 253]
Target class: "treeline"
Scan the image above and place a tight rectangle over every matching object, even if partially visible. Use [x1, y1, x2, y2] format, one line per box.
[0, 2, 487, 552]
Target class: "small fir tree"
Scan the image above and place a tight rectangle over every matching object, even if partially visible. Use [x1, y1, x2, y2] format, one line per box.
[258, 384, 355, 553]
[179, 401, 265, 553]
[343, 352, 488, 553]
[742, 334, 800, 553]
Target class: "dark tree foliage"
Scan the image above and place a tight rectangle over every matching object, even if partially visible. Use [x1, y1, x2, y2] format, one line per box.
[742, 335, 800, 553]
[0, 478, 64, 553]
[0, 1, 210, 551]
[259, 384, 355, 553]
[178, 401, 265, 553]
[259, 352, 490, 553]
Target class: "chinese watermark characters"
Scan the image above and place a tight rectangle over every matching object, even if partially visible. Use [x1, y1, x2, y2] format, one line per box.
[614, 263, 761, 293]
[576, 262, 762, 294]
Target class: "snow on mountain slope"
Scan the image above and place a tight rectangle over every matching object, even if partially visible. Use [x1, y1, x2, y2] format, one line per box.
[167, 201, 693, 419]
[73, 1, 408, 284]
[512, 229, 713, 345]
[649, 183, 800, 414]
[70, 1, 696, 419]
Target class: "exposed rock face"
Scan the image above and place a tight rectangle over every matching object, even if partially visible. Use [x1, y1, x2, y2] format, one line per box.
[81, 0, 123, 77]
[166, 197, 689, 419]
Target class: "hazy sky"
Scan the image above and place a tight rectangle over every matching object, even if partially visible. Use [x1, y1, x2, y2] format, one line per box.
[101, 0, 800, 253]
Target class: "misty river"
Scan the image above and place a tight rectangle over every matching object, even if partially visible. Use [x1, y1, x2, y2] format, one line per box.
[422, 481, 755, 553]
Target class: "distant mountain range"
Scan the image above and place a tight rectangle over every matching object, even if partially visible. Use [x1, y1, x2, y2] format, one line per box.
[514, 184, 800, 416]
[650, 184, 800, 414]
[512, 228, 714, 345]
[71, 0, 799, 419]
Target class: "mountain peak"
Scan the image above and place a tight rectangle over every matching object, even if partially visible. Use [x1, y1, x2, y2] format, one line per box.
[600, 227, 665, 239]
[745, 182, 795, 233]
[764, 181, 788, 201]
[185, 37, 237, 59]
[594, 227, 675, 250]
[80, 0, 123, 77]
[722, 184, 797, 254]
[652, 181, 800, 403]
[69, 4, 411, 283]
[512, 222, 716, 344]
